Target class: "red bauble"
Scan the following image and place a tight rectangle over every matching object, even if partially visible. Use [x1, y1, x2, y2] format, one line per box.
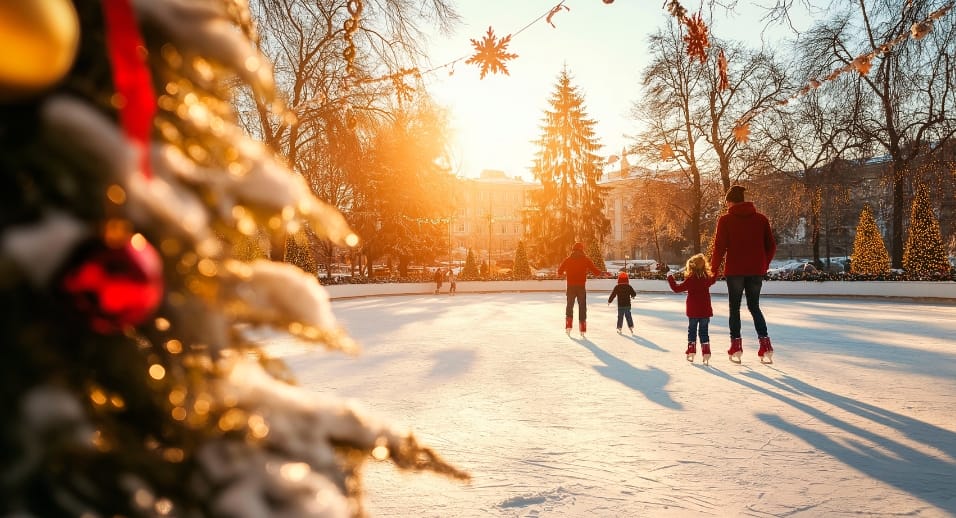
[59, 235, 164, 333]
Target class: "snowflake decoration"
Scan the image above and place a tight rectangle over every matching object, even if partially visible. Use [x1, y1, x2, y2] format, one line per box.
[466, 27, 518, 79]
[684, 13, 710, 63]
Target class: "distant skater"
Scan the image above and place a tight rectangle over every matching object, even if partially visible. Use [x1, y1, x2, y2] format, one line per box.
[433, 267, 444, 294]
[667, 254, 717, 365]
[608, 272, 637, 335]
[447, 268, 457, 295]
[710, 185, 777, 364]
[557, 242, 602, 337]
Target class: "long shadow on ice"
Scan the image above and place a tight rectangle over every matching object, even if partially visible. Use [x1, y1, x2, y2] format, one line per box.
[709, 367, 956, 513]
[571, 337, 682, 410]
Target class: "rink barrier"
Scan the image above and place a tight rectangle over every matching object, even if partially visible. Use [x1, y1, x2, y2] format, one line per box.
[324, 279, 956, 302]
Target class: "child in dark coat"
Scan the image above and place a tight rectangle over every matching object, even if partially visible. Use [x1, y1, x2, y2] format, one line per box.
[608, 272, 637, 335]
[667, 254, 717, 364]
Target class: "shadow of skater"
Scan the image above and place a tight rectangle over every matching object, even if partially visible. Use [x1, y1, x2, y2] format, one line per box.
[625, 334, 667, 352]
[708, 367, 956, 513]
[572, 337, 681, 410]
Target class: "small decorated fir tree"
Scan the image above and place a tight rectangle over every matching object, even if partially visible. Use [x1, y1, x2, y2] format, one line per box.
[513, 240, 533, 279]
[586, 241, 608, 274]
[902, 183, 950, 275]
[850, 205, 891, 275]
[462, 248, 480, 279]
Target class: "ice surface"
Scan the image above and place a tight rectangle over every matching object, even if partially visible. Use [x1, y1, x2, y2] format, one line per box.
[267, 289, 956, 517]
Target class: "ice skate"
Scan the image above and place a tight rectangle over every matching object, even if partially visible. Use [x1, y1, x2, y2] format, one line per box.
[579, 321, 587, 339]
[758, 336, 774, 364]
[727, 338, 743, 364]
[701, 342, 711, 365]
[628, 327, 634, 336]
[565, 317, 572, 336]
[616, 328, 623, 335]
[685, 342, 696, 362]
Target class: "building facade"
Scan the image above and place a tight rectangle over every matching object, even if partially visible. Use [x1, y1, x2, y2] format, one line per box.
[450, 170, 540, 268]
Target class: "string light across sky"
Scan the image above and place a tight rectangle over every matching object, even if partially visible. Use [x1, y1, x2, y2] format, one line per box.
[421, 1, 808, 181]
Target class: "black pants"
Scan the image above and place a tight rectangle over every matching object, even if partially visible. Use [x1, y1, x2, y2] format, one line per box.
[725, 275, 768, 339]
[565, 285, 587, 321]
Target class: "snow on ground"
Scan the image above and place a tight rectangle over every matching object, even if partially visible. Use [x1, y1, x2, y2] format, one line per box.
[267, 288, 956, 517]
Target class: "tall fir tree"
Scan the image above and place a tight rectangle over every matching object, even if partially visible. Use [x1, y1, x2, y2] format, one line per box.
[462, 248, 480, 279]
[902, 183, 950, 275]
[850, 205, 891, 275]
[512, 240, 532, 279]
[527, 67, 610, 266]
[0, 1, 464, 516]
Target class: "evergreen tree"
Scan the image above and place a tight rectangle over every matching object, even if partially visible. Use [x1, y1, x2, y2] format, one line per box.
[586, 241, 607, 274]
[903, 183, 950, 275]
[850, 205, 891, 275]
[462, 248, 480, 279]
[513, 241, 532, 279]
[527, 67, 610, 266]
[0, 1, 463, 515]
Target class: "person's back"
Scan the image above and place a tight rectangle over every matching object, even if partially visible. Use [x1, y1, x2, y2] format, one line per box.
[558, 249, 599, 287]
[709, 185, 777, 364]
[557, 242, 601, 337]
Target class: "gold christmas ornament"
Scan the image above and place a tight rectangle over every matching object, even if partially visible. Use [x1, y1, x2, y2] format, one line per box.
[0, 0, 80, 101]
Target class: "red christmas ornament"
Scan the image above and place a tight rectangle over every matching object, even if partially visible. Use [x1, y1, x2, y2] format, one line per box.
[59, 234, 163, 333]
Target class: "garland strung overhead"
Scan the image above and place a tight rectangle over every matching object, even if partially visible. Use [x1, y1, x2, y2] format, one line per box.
[730, 1, 954, 144]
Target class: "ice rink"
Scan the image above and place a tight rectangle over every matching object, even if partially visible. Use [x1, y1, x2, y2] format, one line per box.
[268, 290, 956, 517]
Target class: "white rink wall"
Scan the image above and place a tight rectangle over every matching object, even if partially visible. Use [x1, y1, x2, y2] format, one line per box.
[323, 279, 956, 300]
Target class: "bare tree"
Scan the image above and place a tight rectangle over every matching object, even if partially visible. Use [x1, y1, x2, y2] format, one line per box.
[240, 0, 460, 261]
[631, 21, 786, 254]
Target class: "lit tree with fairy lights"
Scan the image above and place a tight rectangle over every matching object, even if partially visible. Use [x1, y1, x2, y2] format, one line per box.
[850, 205, 891, 275]
[512, 241, 532, 280]
[903, 183, 950, 275]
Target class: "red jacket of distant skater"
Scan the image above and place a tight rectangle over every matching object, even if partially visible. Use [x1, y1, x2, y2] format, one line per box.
[668, 273, 717, 318]
[557, 250, 601, 287]
[710, 202, 777, 277]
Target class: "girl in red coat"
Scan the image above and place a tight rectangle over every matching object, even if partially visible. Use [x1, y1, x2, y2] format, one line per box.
[667, 253, 717, 364]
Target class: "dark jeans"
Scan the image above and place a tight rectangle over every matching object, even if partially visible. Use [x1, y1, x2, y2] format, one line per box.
[616, 307, 634, 329]
[566, 285, 588, 321]
[687, 317, 710, 343]
[725, 275, 769, 339]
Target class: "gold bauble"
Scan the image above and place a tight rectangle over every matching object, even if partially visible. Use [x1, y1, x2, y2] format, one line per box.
[0, 0, 80, 101]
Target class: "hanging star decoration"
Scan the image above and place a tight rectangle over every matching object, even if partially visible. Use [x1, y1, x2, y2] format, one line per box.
[660, 143, 676, 160]
[684, 12, 710, 63]
[733, 122, 750, 144]
[717, 48, 729, 90]
[466, 27, 518, 79]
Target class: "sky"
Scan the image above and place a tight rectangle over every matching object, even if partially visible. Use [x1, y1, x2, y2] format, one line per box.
[420, 1, 809, 181]
[266, 284, 956, 516]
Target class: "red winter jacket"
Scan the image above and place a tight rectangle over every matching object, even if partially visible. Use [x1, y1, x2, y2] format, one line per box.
[557, 250, 602, 287]
[668, 273, 717, 318]
[710, 202, 777, 277]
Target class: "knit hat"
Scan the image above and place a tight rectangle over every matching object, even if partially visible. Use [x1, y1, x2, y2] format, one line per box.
[726, 185, 746, 203]
[572, 242, 585, 251]
[617, 272, 629, 284]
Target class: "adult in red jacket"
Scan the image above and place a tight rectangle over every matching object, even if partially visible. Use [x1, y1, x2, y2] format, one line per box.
[557, 242, 602, 336]
[709, 185, 777, 364]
